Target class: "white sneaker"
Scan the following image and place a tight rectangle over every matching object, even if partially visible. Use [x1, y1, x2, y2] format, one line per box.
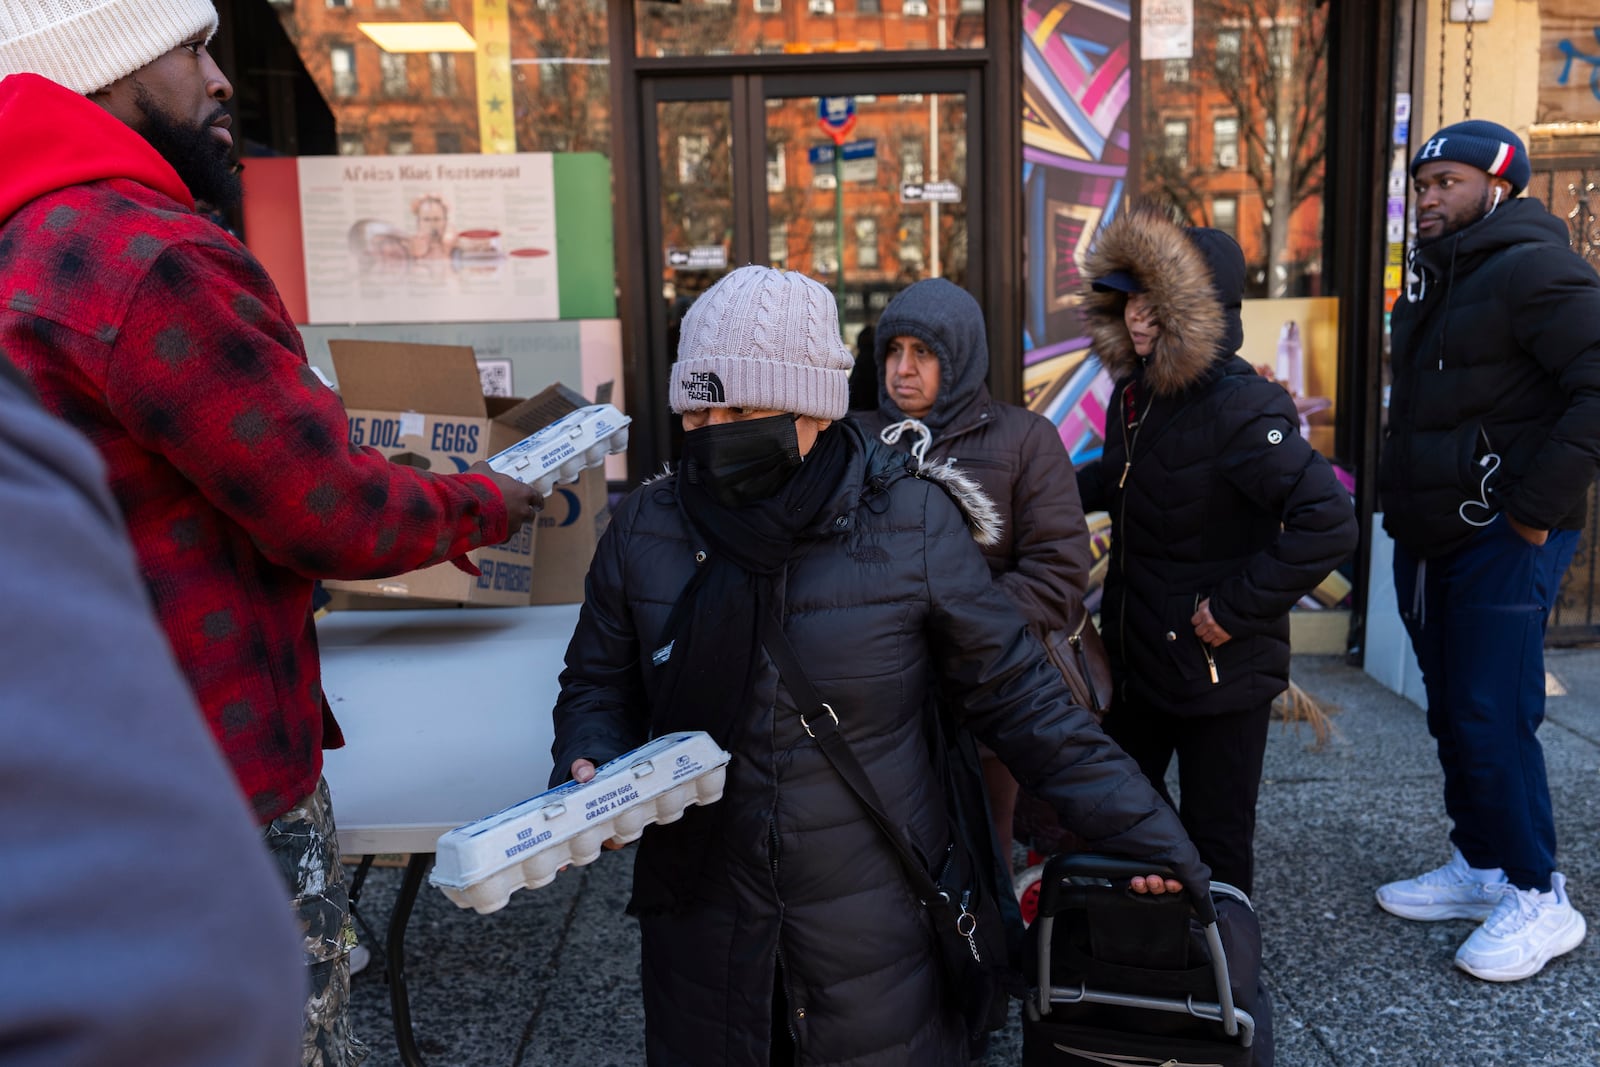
[1375, 848, 1508, 921]
[1454, 873, 1587, 982]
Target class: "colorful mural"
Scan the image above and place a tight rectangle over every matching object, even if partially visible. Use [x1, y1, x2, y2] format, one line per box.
[1021, 0, 1130, 466]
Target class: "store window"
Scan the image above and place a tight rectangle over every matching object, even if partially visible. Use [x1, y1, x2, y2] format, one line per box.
[767, 143, 787, 194]
[678, 134, 711, 185]
[1212, 115, 1239, 169]
[1163, 119, 1189, 165]
[1215, 29, 1241, 78]
[813, 218, 839, 275]
[428, 52, 455, 99]
[1133, 0, 1332, 461]
[898, 215, 925, 272]
[634, 0, 982, 57]
[1211, 196, 1238, 237]
[1140, 0, 1327, 299]
[769, 223, 789, 268]
[269, 0, 612, 158]
[329, 44, 355, 98]
[856, 216, 879, 270]
[901, 138, 925, 185]
[379, 51, 408, 98]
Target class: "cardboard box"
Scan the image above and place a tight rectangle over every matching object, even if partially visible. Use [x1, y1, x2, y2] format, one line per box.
[502, 382, 613, 605]
[530, 466, 609, 604]
[321, 340, 537, 606]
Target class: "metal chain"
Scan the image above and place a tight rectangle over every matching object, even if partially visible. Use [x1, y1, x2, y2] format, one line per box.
[1438, 0, 1447, 129]
[1463, 0, 1475, 118]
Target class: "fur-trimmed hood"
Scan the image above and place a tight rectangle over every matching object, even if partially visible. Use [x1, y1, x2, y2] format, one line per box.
[909, 456, 1002, 546]
[1080, 203, 1246, 396]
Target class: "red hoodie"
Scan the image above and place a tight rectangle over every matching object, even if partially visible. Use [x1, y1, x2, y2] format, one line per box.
[0, 74, 511, 823]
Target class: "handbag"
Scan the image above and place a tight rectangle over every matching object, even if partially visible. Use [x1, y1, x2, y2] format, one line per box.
[1017, 611, 1114, 857]
[759, 613, 1021, 1042]
[1042, 609, 1114, 720]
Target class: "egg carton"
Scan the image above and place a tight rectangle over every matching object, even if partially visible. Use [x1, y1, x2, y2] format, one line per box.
[485, 403, 631, 497]
[429, 731, 732, 915]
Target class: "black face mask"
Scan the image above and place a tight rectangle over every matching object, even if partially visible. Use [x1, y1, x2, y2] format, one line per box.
[682, 414, 803, 508]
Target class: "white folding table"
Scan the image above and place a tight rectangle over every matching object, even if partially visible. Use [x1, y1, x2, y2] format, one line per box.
[317, 603, 582, 1066]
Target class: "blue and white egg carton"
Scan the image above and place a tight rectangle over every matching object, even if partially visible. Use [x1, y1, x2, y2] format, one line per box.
[429, 731, 732, 914]
[485, 402, 631, 497]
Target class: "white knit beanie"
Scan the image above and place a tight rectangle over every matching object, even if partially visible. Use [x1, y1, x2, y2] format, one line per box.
[670, 266, 854, 421]
[0, 0, 219, 95]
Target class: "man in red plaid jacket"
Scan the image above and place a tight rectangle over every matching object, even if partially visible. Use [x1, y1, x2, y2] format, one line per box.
[0, 2, 541, 1062]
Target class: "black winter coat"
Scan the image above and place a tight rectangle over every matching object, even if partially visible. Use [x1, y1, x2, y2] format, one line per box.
[1076, 207, 1357, 717]
[1379, 197, 1600, 557]
[551, 422, 1206, 1066]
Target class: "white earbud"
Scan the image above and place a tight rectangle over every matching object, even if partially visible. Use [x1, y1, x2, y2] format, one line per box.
[1490, 187, 1502, 212]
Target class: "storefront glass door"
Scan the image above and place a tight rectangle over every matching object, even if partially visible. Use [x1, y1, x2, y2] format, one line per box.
[642, 71, 979, 459]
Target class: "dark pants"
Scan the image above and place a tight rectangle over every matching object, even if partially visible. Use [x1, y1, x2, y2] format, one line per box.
[1393, 516, 1579, 892]
[1102, 700, 1273, 895]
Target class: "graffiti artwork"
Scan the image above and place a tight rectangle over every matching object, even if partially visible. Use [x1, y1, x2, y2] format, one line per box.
[1556, 29, 1600, 102]
[1542, 4, 1600, 125]
[1021, 0, 1129, 467]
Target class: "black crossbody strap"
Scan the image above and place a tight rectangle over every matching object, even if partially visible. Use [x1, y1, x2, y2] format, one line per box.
[758, 612, 945, 906]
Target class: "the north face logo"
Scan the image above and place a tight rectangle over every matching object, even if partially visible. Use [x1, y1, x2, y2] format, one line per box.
[682, 371, 726, 404]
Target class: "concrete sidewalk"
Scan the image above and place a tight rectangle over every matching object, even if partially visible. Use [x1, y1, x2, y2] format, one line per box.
[343, 652, 1600, 1066]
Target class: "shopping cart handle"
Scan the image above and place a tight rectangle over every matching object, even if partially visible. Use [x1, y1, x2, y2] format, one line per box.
[1036, 853, 1218, 925]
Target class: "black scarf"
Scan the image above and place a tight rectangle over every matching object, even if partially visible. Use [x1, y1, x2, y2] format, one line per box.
[628, 425, 852, 915]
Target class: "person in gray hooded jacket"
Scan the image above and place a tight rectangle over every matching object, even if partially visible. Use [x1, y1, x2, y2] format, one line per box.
[855, 277, 1097, 874]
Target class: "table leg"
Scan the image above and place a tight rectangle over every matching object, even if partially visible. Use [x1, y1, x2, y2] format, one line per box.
[388, 852, 432, 1067]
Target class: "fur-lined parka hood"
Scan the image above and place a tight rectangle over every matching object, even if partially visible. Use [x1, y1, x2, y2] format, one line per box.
[1080, 203, 1246, 396]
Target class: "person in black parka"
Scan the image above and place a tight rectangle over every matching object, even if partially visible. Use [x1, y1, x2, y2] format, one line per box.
[551, 265, 1209, 1067]
[1076, 203, 1357, 896]
[1374, 121, 1600, 984]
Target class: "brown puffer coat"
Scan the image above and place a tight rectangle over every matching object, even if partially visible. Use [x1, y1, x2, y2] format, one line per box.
[856, 278, 1095, 652]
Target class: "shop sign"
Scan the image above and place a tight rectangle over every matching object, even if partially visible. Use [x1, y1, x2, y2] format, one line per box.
[1142, 0, 1194, 61]
[900, 180, 962, 204]
[666, 245, 729, 271]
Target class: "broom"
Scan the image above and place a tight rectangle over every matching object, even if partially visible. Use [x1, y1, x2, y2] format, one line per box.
[1273, 677, 1340, 748]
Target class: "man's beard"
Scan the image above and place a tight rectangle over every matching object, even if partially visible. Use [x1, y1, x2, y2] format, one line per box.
[1419, 187, 1495, 247]
[133, 84, 241, 214]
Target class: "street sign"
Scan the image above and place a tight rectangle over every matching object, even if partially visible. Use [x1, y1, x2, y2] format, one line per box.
[665, 245, 729, 271]
[818, 96, 856, 146]
[807, 139, 876, 166]
[900, 180, 962, 204]
[809, 139, 877, 183]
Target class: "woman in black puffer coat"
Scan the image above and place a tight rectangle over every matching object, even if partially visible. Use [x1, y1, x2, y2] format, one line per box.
[551, 265, 1208, 1067]
[1077, 203, 1357, 895]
